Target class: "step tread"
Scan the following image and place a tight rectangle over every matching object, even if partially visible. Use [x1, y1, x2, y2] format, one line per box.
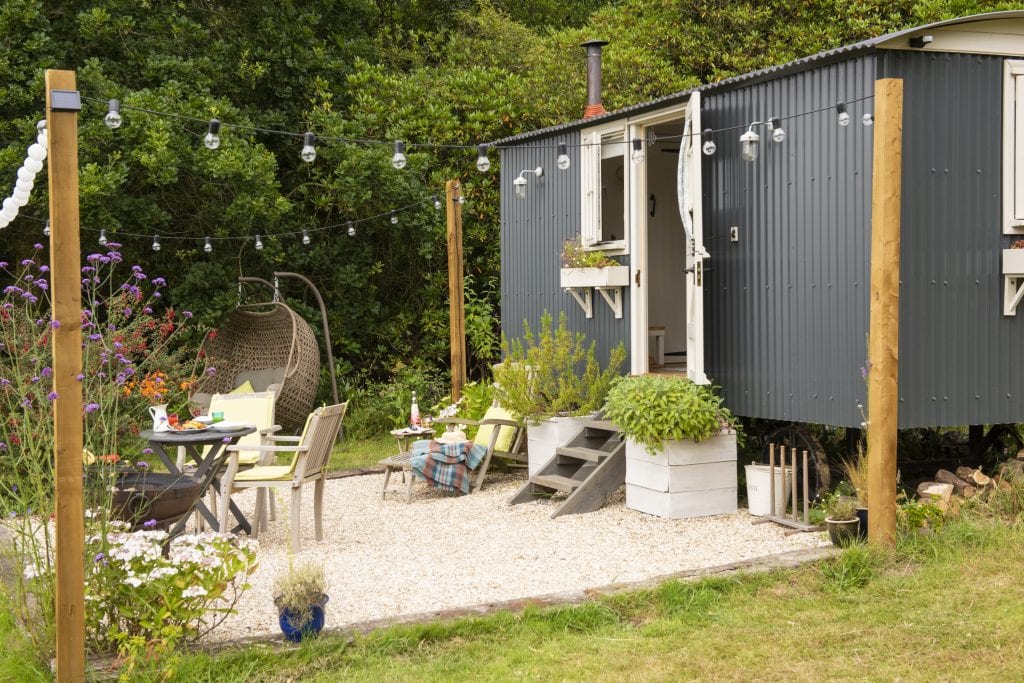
[530, 474, 581, 492]
[580, 419, 619, 432]
[555, 446, 610, 462]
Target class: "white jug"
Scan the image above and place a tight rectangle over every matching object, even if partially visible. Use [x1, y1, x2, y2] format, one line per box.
[149, 404, 169, 432]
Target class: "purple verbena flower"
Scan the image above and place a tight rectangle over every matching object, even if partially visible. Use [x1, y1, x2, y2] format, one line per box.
[33, 243, 43, 250]
[75, 374, 84, 381]
[152, 277, 166, 287]
[84, 403, 99, 413]
[88, 334, 101, 341]
[39, 265, 48, 273]
[135, 461, 149, 470]
[47, 391, 58, 401]
[41, 367, 52, 377]
[93, 552, 105, 563]
[50, 320, 60, 328]
[142, 519, 157, 529]
[183, 310, 193, 319]
[20, 259, 33, 267]
[142, 448, 153, 455]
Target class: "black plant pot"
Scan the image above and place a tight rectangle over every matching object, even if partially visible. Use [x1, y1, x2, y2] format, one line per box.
[826, 517, 861, 547]
[855, 507, 868, 540]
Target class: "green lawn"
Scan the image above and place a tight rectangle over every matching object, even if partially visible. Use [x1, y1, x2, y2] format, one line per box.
[164, 517, 1024, 682]
[327, 433, 395, 472]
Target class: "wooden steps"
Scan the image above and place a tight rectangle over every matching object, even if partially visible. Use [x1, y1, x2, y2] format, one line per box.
[510, 415, 626, 518]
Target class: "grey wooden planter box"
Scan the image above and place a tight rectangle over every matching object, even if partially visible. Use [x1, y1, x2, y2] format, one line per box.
[625, 431, 738, 519]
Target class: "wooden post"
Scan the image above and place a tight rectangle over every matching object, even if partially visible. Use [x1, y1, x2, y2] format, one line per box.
[790, 447, 797, 521]
[768, 443, 775, 517]
[46, 69, 85, 682]
[446, 180, 466, 401]
[867, 78, 903, 548]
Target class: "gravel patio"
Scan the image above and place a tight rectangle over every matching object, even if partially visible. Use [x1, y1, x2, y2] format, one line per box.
[204, 470, 831, 644]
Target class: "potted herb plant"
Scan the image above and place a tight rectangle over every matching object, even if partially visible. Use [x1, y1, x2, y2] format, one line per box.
[820, 490, 860, 547]
[603, 375, 737, 519]
[273, 561, 329, 642]
[559, 236, 629, 288]
[493, 311, 625, 475]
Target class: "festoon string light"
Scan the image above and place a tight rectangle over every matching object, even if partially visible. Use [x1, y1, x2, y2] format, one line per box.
[0, 120, 47, 229]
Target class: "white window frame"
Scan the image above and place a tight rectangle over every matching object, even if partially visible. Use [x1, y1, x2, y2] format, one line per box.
[581, 122, 628, 253]
[1004, 59, 1024, 234]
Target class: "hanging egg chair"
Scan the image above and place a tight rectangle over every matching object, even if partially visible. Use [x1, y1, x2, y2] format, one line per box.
[192, 302, 320, 430]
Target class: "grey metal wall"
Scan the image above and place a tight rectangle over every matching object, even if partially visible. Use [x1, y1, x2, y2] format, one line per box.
[881, 51, 1024, 427]
[702, 56, 877, 428]
[499, 131, 631, 365]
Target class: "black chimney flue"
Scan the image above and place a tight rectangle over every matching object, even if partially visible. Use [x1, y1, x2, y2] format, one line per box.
[581, 39, 609, 119]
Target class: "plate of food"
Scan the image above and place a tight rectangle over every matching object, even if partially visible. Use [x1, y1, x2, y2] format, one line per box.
[169, 419, 211, 433]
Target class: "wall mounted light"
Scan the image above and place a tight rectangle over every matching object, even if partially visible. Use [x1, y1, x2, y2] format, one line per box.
[769, 117, 785, 143]
[909, 34, 933, 48]
[556, 142, 571, 170]
[701, 128, 716, 156]
[740, 126, 760, 162]
[513, 166, 543, 199]
[836, 102, 850, 127]
[391, 140, 407, 169]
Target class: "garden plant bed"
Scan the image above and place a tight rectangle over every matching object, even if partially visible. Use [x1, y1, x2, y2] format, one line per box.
[204, 471, 829, 644]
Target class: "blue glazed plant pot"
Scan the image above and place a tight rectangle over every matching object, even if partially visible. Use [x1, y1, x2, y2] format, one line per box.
[278, 594, 328, 642]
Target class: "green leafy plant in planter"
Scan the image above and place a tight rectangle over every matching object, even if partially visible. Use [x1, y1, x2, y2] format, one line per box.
[561, 236, 620, 268]
[493, 311, 626, 425]
[819, 488, 860, 547]
[273, 562, 328, 642]
[602, 375, 734, 455]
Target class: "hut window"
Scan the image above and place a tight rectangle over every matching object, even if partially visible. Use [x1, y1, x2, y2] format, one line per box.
[581, 124, 628, 251]
[1005, 59, 1024, 234]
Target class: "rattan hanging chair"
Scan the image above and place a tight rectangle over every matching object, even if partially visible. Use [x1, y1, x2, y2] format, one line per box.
[193, 302, 320, 430]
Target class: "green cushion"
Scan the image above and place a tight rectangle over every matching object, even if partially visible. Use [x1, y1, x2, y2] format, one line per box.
[474, 406, 517, 452]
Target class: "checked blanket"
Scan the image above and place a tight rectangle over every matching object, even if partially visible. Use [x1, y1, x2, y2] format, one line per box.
[408, 439, 487, 495]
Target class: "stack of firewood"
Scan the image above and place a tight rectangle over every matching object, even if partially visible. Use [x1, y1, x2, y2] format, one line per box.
[916, 454, 1024, 511]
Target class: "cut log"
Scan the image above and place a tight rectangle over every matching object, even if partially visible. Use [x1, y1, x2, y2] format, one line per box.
[956, 466, 992, 488]
[935, 469, 976, 498]
[917, 482, 954, 511]
[998, 459, 1024, 479]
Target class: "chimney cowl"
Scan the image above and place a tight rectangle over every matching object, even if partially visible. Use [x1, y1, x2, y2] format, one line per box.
[581, 39, 609, 119]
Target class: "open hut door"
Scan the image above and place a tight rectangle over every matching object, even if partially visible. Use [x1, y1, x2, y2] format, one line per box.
[678, 93, 709, 384]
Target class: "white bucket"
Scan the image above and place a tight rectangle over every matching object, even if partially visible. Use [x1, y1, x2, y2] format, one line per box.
[744, 464, 791, 516]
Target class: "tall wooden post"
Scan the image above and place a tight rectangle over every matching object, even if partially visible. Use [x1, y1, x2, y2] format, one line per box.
[46, 69, 85, 681]
[867, 78, 903, 548]
[446, 180, 466, 401]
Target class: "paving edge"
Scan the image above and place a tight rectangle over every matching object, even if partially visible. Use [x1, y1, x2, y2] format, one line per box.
[197, 544, 839, 654]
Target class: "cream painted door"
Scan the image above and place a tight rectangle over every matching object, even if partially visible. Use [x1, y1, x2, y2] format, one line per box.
[678, 93, 709, 384]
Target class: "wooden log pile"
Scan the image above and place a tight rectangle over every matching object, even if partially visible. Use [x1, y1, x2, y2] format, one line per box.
[916, 454, 1024, 512]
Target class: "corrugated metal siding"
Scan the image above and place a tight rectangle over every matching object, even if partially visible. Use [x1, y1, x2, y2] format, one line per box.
[882, 51, 1024, 427]
[702, 57, 876, 428]
[499, 131, 631, 365]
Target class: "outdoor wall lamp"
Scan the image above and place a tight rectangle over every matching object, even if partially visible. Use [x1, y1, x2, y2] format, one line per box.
[513, 166, 543, 199]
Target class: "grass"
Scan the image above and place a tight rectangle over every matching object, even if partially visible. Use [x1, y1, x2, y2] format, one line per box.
[326, 433, 394, 472]
[163, 516, 1024, 682]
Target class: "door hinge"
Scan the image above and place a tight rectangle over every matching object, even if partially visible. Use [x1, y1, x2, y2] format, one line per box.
[635, 269, 641, 287]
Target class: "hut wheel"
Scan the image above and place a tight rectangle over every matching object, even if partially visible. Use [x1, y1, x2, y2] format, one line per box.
[761, 424, 830, 500]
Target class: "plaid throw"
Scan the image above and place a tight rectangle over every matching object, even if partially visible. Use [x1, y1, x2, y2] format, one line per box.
[408, 439, 487, 495]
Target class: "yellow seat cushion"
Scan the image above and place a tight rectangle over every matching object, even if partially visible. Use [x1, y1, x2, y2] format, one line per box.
[474, 406, 517, 452]
[234, 465, 293, 482]
[230, 379, 256, 394]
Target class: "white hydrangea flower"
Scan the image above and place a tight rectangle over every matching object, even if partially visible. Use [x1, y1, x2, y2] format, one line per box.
[181, 585, 207, 598]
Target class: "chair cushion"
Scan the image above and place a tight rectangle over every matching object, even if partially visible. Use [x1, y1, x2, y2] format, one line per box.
[474, 406, 517, 452]
[230, 379, 255, 394]
[234, 465, 293, 481]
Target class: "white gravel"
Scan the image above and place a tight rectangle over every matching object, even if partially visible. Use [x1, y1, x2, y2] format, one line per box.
[203, 471, 829, 643]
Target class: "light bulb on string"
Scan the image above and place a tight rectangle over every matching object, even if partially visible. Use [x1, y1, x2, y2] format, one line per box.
[105, 100, 123, 129]
[475, 144, 490, 172]
[43, 220, 50, 237]
[836, 102, 850, 127]
[347, 221, 355, 237]
[740, 126, 760, 162]
[457, 195, 465, 205]
[23, 157, 43, 173]
[302, 229, 311, 245]
[204, 237, 212, 253]
[862, 113, 874, 126]
[16, 178, 33, 193]
[36, 120, 46, 134]
[27, 142, 46, 162]
[390, 210, 399, 225]
[557, 142, 571, 170]
[255, 234, 264, 251]
[98, 228, 107, 246]
[152, 234, 160, 252]
[391, 140, 407, 169]
[701, 129, 716, 156]
[204, 119, 221, 150]
[631, 138, 644, 163]
[433, 195, 442, 210]
[17, 167, 35, 183]
[769, 117, 786, 143]
[300, 132, 317, 163]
